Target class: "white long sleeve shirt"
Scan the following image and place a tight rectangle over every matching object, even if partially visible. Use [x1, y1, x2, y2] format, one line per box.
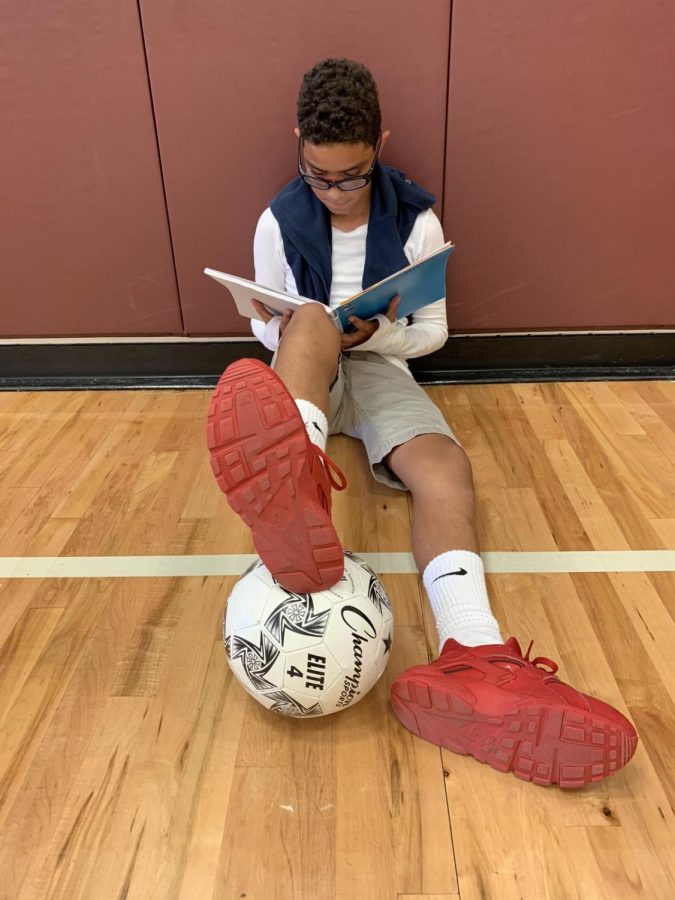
[250, 206, 449, 375]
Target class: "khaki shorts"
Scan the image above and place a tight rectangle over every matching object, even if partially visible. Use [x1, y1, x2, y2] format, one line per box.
[327, 351, 460, 490]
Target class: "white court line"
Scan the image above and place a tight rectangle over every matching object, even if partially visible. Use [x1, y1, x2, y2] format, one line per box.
[0, 551, 674, 579]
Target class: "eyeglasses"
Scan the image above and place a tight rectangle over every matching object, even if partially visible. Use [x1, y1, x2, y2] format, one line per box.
[298, 133, 382, 191]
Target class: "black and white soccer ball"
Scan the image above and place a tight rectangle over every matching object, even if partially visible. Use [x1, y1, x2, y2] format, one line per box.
[224, 551, 394, 717]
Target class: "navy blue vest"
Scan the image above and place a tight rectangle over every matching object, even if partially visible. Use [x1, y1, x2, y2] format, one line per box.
[269, 162, 436, 303]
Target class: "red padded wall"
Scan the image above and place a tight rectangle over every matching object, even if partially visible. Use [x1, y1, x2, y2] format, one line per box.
[1, 0, 181, 337]
[139, 0, 452, 334]
[443, 2, 675, 331]
[6, 2, 673, 339]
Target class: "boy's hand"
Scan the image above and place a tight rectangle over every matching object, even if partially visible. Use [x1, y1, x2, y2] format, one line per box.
[339, 294, 400, 350]
[252, 299, 293, 336]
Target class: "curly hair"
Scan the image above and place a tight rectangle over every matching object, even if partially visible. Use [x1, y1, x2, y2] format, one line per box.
[297, 58, 381, 147]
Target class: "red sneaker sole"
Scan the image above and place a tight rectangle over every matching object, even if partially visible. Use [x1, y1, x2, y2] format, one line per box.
[206, 359, 344, 594]
[391, 677, 638, 788]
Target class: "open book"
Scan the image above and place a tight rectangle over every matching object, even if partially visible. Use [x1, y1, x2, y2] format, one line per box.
[204, 240, 454, 333]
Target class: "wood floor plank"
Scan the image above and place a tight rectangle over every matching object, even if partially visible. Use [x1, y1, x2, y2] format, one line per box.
[331, 433, 413, 556]
[512, 382, 566, 440]
[538, 570, 675, 899]
[0, 578, 189, 897]
[562, 385, 674, 521]
[0, 393, 86, 472]
[473, 387, 595, 550]
[0, 579, 116, 836]
[18, 517, 80, 558]
[571, 572, 675, 812]
[647, 570, 675, 620]
[429, 388, 511, 489]
[397, 895, 459, 900]
[30, 578, 229, 900]
[386, 626, 458, 896]
[631, 382, 674, 405]
[334, 689, 398, 898]
[0, 579, 43, 648]
[550, 386, 668, 550]
[565, 382, 647, 436]
[221, 767, 327, 898]
[0, 607, 63, 730]
[543, 439, 632, 549]
[174, 642, 248, 900]
[607, 572, 675, 703]
[26, 696, 152, 900]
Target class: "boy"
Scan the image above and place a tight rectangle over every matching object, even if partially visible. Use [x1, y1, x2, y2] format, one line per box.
[207, 58, 637, 787]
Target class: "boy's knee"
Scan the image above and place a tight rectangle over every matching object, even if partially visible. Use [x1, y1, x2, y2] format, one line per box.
[292, 303, 332, 325]
[389, 434, 473, 491]
[435, 437, 473, 480]
[286, 303, 339, 342]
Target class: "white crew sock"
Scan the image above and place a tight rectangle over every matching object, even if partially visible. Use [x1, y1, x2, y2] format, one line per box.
[294, 399, 328, 452]
[423, 550, 504, 652]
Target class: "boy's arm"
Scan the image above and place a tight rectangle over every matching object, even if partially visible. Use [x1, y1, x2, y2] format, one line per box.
[354, 299, 448, 358]
[251, 208, 287, 350]
[355, 209, 449, 358]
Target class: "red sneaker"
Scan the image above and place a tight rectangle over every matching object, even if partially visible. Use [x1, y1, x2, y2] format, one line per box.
[207, 358, 347, 593]
[390, 637, 638, 788]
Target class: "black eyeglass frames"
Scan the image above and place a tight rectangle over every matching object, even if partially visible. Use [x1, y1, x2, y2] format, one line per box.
[297, 133, 382, 191]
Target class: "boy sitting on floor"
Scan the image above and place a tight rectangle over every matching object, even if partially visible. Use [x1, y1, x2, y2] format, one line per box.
[207, 58, 637, 788]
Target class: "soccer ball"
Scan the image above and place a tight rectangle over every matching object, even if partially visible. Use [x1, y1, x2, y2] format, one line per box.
[224, 550, 394, 717]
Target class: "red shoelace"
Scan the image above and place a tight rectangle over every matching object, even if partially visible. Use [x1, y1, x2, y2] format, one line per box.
[522, 640, 559, 675]
[313, 445, 348, 492]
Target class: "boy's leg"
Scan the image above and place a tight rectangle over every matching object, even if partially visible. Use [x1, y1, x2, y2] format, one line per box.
[333, 353, 637, 787]
[386, 433, 502, 647]
[273, 303, 340, 418]
[207, 305, 346, 593]
[386, 433, 478, 563]
[386, 432, 638, 787]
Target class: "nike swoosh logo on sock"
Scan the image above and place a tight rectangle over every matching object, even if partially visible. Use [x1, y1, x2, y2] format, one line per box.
[432, 567, 468, 583]
[311, 421, 325, 436]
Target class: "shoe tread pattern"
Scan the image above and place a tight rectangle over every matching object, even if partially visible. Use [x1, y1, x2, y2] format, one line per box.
[207, 360, 343, 592]
[391, 678, 638, 788]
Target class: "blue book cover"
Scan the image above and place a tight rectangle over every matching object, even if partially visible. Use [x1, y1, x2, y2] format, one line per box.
[332, 241, 455, 333]
[204, 241, 455, 328]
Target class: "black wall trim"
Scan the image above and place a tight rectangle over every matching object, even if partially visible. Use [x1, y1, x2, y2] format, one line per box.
[1, 333, 673, 390]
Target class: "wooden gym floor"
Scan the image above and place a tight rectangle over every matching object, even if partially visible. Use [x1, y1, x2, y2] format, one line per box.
[0, 380, 674, 900]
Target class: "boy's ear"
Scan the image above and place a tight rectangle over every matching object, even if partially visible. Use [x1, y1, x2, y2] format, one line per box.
[294, 127, 301, 138]
[380, 129, 391, 151]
